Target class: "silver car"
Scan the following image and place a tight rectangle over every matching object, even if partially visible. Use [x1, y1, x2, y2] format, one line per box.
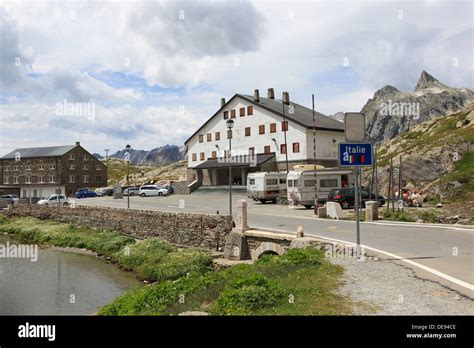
[37, 194, 69, 206]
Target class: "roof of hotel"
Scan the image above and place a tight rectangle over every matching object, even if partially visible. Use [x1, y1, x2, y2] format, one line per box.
[185, 93, 344, 144]
[1, 145, 77, 159]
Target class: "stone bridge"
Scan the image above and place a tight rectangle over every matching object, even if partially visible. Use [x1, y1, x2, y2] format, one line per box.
[222, 200, 349, 261]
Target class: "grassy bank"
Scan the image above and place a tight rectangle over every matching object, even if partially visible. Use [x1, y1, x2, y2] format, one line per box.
[0, 216, 355, 315]
[0, 216, 213, 283]
[99, 247, 353, 316]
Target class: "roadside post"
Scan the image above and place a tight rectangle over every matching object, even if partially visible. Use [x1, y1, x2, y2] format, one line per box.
[339, 113, 373, 259]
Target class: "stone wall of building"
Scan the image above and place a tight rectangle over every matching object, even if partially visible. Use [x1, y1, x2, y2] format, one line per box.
[2, 205, 232, 250]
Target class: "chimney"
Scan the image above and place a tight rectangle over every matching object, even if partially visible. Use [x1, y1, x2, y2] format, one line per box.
[267, 88, 275, 99]
[282, 91, 290, 105]
[221, 98, 226, 108]
[75, 141, 80, 146]
[254, 89, 260, 102]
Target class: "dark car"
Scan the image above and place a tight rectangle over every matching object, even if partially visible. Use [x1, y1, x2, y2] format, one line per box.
[74, 188, 97, 199]
[327, 187, 385, 209]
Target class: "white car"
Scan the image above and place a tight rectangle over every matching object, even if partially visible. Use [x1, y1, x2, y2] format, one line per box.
[138, 185, 169, 197]
[37, 194, 69, 206]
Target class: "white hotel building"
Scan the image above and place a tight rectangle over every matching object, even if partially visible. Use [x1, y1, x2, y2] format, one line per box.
[185, 88, 345, 187]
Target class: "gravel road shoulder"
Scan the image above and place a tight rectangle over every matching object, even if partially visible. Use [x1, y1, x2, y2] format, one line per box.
[330, 256, 474, 315]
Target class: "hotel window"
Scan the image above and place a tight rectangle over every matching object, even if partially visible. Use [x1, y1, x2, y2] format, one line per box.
[3, 177, 8, 184]
[49, 176, 55, 183]
[14, 166, 19, 171]
[293, 142, 300, 153]
[83, 155, 88, 161]
[211, 151, 217, 159]
[224, 150, 229, 158]
[192, 153, 197, 161]
[282, 121, 288, 131]
[227, 130, 232, 139]
[4, 167, 9, 172]
[50, 164, 55, 170]
[96, 165, 101, 171]
[13, 177, 19, 184]
[83, 165, 89, 170]
[69, 165, 75, 170]
[25, 165, 31, 171]
[200, 152, 205, 161]
[245, 127, 251, 136]
[240, 107, 245, 116]
[247, 106, 253, 115]
[199, 134, 204, 143]
[69, 154, 75, 160]
[270, 123, 277, 133]
[264, 146, 271, 155]
[83, 175, 89, 183]
[231, 109, 236, 118]
[38, 165, 44, 170]
[25, 176, 31, 183]
[249, 147, 255, 156]
[215, 132, 220, 140]
[259, 125, 265, 134]
[96, 175, 102, 182]
[38, 176, 44, 183]
[223, 111, 229, 120]
[69, 175, 75, 183]
[280, 144, 287, 154]
[207, 133, 212, 142]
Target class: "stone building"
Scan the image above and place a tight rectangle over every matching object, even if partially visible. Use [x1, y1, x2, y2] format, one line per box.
[185, 88, 345, 187]
[0, 142, 107, 198]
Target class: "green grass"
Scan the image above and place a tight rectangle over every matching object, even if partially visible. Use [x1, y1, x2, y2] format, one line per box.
[0, 217, 213, 283]
[99, 248, 355, 316]
[382, 210, 415, 222]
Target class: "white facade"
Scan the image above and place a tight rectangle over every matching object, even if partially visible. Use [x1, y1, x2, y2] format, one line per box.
[20, 185, 65, 199]
[186, 95, 344, 168]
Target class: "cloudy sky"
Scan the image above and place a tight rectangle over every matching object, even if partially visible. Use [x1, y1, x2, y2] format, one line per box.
[0, 0, 472, 155]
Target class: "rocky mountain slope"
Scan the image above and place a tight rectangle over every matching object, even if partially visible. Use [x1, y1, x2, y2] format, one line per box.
[95, 145, 186, 166]
[362, 71, 474, 143]
[364, 108, 473, 207]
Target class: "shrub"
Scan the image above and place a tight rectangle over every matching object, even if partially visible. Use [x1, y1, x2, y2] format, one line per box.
[212, 273, 284, 315]
[383, 210, 415, 222]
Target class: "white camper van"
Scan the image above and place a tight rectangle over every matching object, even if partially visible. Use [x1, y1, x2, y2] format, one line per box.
[287, 166, 355, 209]
[247, 172, 287, 203]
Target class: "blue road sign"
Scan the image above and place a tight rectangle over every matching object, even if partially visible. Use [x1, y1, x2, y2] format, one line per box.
[338, 142, 373, 167]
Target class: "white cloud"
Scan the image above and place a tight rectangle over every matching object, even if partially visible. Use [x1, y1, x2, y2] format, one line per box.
[0, 0, 472, 155]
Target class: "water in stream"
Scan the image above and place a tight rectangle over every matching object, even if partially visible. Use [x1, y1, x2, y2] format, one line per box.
[0, 234, 140, 315]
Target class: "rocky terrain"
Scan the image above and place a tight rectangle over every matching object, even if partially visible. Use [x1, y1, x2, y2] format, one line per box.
[95, 144, 186, 166]
[362, 71, 474, 143]
[362, 108, 473, 223]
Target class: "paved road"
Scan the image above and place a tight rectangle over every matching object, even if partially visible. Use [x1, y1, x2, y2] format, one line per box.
[75, 194, 474, 287]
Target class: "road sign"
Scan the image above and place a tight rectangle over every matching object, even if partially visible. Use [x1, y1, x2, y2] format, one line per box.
[344, 112, 365, 142]
[338, 142, 373, 167]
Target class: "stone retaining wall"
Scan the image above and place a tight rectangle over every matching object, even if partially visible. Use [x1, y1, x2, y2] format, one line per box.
[1, 205, 232, 250]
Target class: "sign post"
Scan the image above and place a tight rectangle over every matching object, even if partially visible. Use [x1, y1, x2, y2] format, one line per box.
[341, 113, 371, 260]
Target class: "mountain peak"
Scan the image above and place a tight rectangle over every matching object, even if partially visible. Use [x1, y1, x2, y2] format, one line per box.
[414, 70, 448, 92]
[374, 85, 400, 98]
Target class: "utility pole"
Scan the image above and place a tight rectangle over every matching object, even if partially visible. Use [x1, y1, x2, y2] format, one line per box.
[387, 156, 393, 212]
[355, 167, 361, 259]
[312, 94, 318, 214]
[282, 92, 290, 173]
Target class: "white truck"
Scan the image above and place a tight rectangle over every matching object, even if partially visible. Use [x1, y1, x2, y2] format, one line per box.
[287, 166, 355, 209]
[247, 172, 287, 203]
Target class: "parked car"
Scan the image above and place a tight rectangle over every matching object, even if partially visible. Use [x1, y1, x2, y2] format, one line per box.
[96, 188, 113, 197]
[74, 188, 98, 199]
[162, 184, 174, 195]
[138, 185, 169, 197]
[327, 188, 385, 209]
[0, 194, 19, 203]
[37, 194, 69, 206]
[123, 187, 140, 196]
